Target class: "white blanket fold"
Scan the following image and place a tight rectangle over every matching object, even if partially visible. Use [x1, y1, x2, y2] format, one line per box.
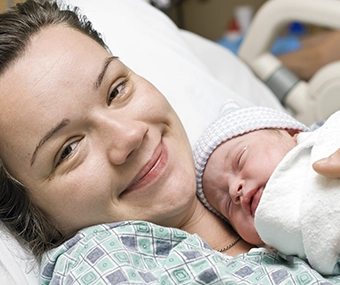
[255, 111, 340, 275]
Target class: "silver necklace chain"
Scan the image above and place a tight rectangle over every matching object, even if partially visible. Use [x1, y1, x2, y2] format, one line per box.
[217, 236, 241, 252]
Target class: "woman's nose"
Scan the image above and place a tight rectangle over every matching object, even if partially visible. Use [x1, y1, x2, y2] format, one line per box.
[230, 180, 244, 204]
[104, 118, 149, 165]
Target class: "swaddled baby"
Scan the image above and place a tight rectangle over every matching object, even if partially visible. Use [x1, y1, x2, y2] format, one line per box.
[194, 100, 340, 275]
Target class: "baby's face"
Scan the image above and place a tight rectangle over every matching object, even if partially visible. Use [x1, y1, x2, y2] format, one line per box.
[202, 129, 297, 245]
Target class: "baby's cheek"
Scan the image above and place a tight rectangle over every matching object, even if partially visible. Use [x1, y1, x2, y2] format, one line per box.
[203, 189, 221, 216]
[236, 218, 262, 245]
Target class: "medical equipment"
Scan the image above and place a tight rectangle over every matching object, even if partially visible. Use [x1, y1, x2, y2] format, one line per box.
[239, 0, 340, 125]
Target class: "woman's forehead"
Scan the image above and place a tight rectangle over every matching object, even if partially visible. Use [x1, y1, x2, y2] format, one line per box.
[0, 25, 109, 111]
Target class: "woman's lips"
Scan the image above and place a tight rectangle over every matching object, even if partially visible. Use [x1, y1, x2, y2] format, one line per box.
[123, 141, 168, 194]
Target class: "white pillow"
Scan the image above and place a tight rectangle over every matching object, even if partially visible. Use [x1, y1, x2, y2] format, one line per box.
[0, 223, 39, 285]
[179, 30, 284, 112]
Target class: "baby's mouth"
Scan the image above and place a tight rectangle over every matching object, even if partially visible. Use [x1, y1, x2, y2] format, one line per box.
[250, 187, 263, 217]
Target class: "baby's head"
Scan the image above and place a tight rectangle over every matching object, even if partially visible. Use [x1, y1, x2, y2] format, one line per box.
[194, 100, 309, 245]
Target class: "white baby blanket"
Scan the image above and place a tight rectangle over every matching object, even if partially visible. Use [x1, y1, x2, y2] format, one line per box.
[255, 111, 340, 275]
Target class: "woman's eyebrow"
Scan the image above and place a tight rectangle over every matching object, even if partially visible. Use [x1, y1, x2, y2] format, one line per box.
[30, 119, 70, 167]
[94, 56, 118, 90]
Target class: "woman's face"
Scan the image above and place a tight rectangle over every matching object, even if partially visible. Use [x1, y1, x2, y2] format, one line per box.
[0, 26, 196, 235]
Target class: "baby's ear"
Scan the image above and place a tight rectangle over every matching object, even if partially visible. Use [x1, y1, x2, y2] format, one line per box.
[286, 129, 301, 137]
[293, 132, 299, 143]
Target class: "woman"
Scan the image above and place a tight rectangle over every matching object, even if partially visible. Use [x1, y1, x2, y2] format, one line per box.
[0, 1, 339, 284]
[0, 0, 248, 261]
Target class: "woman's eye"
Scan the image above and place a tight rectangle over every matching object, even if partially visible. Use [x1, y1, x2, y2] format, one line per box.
[108, 79, 127, 104]
[56, 141, 78, 166]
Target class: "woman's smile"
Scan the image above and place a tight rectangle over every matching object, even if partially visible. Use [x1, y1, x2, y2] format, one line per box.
[121, 139, 168, 196]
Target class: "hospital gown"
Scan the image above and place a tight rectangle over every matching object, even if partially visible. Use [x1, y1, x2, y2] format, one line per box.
[41, 221, 340, 284]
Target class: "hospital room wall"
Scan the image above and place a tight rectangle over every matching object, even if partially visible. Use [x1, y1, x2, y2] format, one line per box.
[0, 0, 24, 12]
[171, 0, 267, 41]
[176, 0, 267, 41]
[0, 0, 6, 11]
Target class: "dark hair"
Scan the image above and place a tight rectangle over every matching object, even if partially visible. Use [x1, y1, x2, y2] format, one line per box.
[0, 0, 108, 262]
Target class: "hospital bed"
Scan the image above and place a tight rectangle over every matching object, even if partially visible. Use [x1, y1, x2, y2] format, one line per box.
[1, 0, 339, 284]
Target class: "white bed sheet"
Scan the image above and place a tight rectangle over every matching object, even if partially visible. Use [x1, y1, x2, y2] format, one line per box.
[0, 224, 39, 285]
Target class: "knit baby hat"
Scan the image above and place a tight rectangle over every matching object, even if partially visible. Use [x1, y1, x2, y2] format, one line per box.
[194, 100, 309, 218]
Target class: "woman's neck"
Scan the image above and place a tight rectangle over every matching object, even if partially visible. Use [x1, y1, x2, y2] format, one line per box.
[181, 200, 253, 256]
